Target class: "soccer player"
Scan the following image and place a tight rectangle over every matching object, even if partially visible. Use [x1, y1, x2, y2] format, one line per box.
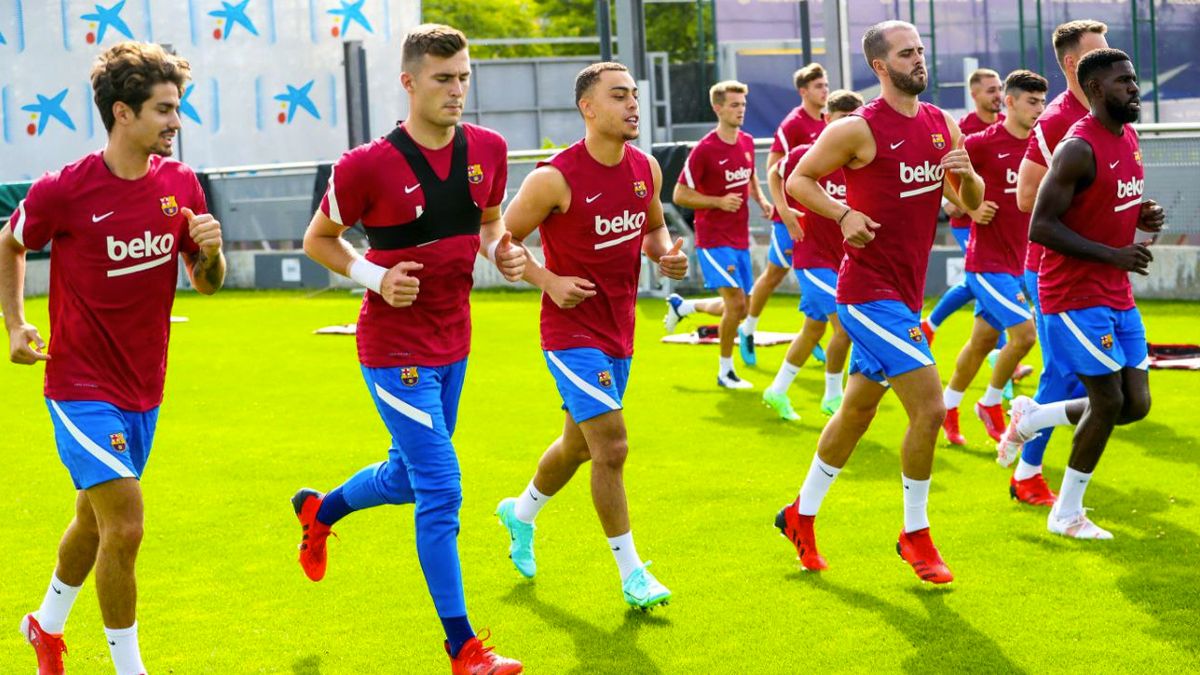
[1029, 48, 1163, 539]
[292, 25, 524, 673]
[668, 80, 771, 388]
[920, 68, 1005, 343]
[2, 42, 225, 675]
[939, 70, 1047, 446]
[761, 89, 864, 421]
[999, 20, 1111, 507]
[493, 62, 688, 610]
[740, 63, 831, 365]
[773, 21, 983, 583]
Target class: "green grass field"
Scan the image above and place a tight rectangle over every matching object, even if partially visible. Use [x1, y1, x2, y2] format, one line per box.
[3, 290, 1199, 674]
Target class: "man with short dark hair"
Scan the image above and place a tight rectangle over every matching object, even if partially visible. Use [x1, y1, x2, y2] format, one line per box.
[3, 40, 224, 675]
[494, 61, 687, 611]
[292, 23, 524, 672]
[1029, 48, 1163, 539]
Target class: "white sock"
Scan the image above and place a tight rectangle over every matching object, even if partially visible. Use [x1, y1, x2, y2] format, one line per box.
[719, 356, 734, 376]
[1057, 467, 1092, 518]
[797, 454, 842, 516]
[742, 315, 759, 334]
[35, 573, 82, 634]
[902, 475, 931, 533]
[607, 531, 644, 581]
[943, 388, 964, 410]
[925, 316, 940, 330]
[767, 362, 801, 396]
[1018, 399, 1075, 436]
[104, 623, 145, 675]
[981, 385, 1004, 407]
[513, 480, 549, 523]
[1014, 458, 1042, 482]
[824, 372, 843, 400]
[678, 299, 696, 316]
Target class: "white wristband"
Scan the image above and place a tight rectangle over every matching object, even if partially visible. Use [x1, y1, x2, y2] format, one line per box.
[486, 238, 501, 264]
[348, 257, 387, 294]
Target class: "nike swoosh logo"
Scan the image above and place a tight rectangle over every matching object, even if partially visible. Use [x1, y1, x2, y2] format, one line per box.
[1109, 161, 1120, 169]
[586, 193, 602, 204]
[819, 467, 835, 478]
[611, 546, 621, 551]
[92, 211, 114, 222]
[530, 494, 539, 501]
[890, 141, 905, 150]
[718, 159, 729, 165]
[998, 153, 1011, 158]
[52, 586, 62, 595]
[404, 184, 420, 194]
[109, 640, 117, 646]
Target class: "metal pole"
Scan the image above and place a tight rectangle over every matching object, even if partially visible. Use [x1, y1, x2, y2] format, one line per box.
[1018, 0, 1025, 69]
[1131, 0, 1140, 82]
[695, 0, 705, 89]
[799, 0, 812, 65]
[597, 0, 612, 62]
[1149, 0, 1160, 122]
[343, 41, 371, 148]
[1035, 0, 1044, 77]
[928, 0, 937, 106]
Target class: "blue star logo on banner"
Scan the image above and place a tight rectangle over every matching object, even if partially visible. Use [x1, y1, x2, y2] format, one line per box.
[328, 0, 372, 37]
[0, 31, 7, 45]
[81, 1, 135, 44]
[180, 84, 202, 124]
[209, 0, 259, 40]
[274, 81, 320, 123]
[21, 89, 77, 135]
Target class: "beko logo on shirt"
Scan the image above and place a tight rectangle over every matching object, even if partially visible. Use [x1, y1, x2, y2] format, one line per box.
[594, 210, 646, 236]
[724, 167, 752, 183]
[899, 161, 944, 184]
[1117, 177, 1144, 199]
[1006, 167, 1018, 185]
[823, 181, 847, 198]
[105, 232, 175, 278]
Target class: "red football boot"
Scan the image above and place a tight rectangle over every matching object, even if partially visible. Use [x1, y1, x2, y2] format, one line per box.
[974, 402, 1008, 443]
[919, 319, 936, 346]
[775, 500, 828, 571]
[292, 488, 334, 582]
[448, 632, 523, 675]
[1010, 474, 1057, 507]
[1011, 363, 1035, 382]
[897, 528, 953, 584]
[21, 613, 66, 675]
[942, 408, 967, 446]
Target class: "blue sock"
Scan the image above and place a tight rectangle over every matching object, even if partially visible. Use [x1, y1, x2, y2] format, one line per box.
[441, 615, 475, 657]
[928, 282, 974, 327]
[315, 486, 353, 526]
[1021, 427, 1052, 466]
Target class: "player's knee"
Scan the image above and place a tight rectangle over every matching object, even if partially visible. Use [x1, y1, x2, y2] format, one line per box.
[1090, 390, 1125, 422]
[593, 440, 629, 471]
[840, 401, 878, 429]
[1009, 323, 1036, 351]
[418, 485, 463, 518]
[915, 399, 947, 431]
[100, 519, 143, 551]
[1118, 391, 1151, 424]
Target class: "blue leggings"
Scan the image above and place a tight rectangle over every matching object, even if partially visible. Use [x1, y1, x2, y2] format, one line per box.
[1021, 272, 1087, 466]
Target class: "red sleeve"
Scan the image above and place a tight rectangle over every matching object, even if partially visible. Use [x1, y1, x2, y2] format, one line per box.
[964, 132, 984, 166]
[320, 149, 369, 226]
[487, 135, 508, 208]
[1024, 121, 1053, 168]
[10, 173, 61, 251]
[769, 125, 786, 154]
[678, 143, 705, 189]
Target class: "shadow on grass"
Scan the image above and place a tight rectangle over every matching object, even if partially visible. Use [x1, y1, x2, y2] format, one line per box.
[292, 655, 321, 674]
[797, 574, 1028, 674]
[1023, 482, 1200, 654]
[1116, 419, 1200, 469]
[502, 583, 669, 674]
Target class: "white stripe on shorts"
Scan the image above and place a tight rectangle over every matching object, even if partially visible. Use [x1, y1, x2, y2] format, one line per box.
[845, 305, 934, 367]
[545, 352, 621, 411]
[802, 268, 837, 296]
[700, 248, 739, 287]
[1058, 312, 1122, 372]
[374, 383, 435, 429]
[48, 401, 136, 480]
[974, 274, 1032, 320]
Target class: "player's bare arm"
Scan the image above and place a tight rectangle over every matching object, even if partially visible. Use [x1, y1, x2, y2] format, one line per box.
[766, 150, 784, 179]
[791, 116, 878, 248]
[1030, 138, 1151, 275]
[640, 156, 687, 280]
[478, 205, 526, 282]
[672, 182, 742, 213]
[770, 161, 802, 240]
[941, 113, 985, 211]
[749, 164, 773, 219]
[1015, 158, 1047, 213]
[302, 210, 422, 308]
[180, 207, 226, 295]
[504, 165, 596, 308]
[0, 224, 48, 364]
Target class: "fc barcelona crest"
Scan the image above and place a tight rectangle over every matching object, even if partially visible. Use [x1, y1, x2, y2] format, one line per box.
[1100, 334, 1114, 350]
[400, 367, 419, 386]
[930, 133, 946, 150]
[597, 370, 613, 388]
[109, 432, 127, 453]
[633, 180, 648, 198]
[1134, 150, 1143, 166]
[1016, 292, 1027, 305]
[909, 327, 924, 343]
[160, 195, 179, 217]
[467, 163, 484, 184]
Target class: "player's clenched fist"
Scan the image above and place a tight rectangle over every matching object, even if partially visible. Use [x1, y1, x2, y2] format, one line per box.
[381, 261, 423, 307]
[180, 207, 222, 255]
[657, 237, 688, 280]
[971, 200, 1000, 225]
[840, 209, 880, 248]
[939, 148, 976, 177]
[716, 193, 744, 213]
[492, 231, 527, 282]
[546, 275, 596, 309]
[8, 323, 50, 365]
